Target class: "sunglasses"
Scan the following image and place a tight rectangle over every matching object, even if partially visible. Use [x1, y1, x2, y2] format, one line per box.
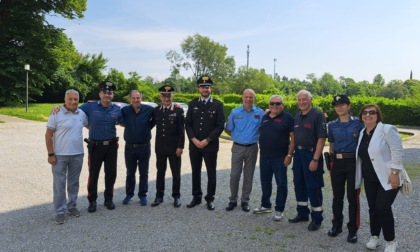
[269, 102, 283, 106]
[362, 110, 377, 115]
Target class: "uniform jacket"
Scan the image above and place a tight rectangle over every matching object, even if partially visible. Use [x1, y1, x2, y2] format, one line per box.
[355, 122, 404, 190]
[153, 103, 185, 155]
[185, 97, 225, 152]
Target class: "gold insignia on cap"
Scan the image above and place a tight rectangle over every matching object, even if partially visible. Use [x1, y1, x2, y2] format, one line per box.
[165, 86, 171, 92]
[335, 96, 341, 101]
[202, 76, 209, 83]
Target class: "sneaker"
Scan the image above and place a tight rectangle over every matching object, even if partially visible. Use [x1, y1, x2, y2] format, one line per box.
[67, 208, 81, 217]
[384, 240, 397, 252]
[273, 211, 284, 221]
[140, 196, 148, 206]
[122, 195, 134, 205]
[366, 236, 380, 250]
[253, 206, 272, 214]
[54, 214, 65, 225]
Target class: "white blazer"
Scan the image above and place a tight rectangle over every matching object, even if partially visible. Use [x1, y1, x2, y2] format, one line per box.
[355, 122, 404, 190]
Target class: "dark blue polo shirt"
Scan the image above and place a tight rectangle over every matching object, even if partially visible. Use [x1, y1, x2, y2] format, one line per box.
[79, 101, 123, 140]
[328, 115, 364, 153]
[294, 107, 327, 147]
[259, 110, 294, 157]
[121, 104, 155, 144]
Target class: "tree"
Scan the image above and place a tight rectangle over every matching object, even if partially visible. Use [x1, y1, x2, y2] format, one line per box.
[166, 33, 235, 93]
[0, 0, 87, 105]
[373, 74, 385, 86]
[318, 73, 344, 96]
[378, 80, 409, 99]
[230, 66, 275, 94]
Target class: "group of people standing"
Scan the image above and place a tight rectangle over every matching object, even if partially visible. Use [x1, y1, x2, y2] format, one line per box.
[46, 76, 404, 252]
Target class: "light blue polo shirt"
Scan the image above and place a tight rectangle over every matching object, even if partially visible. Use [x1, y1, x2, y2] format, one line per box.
[46, 106, 88, 155]
[225, 105, 264, 144]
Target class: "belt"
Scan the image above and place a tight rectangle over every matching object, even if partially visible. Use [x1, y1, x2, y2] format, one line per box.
[234, 142, 257, 147]
[126, 141, 150, 148]
[333, 152, 355, 159]
[296, 145, 314, 152]
[90, 137, 119, 146]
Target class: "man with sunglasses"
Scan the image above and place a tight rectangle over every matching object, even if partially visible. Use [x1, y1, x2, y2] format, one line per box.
[185, 76, 225, 210]
[254, 95, 295, 221]
[224, 89, 264, 212]
[289, 90, 327, 231]
[80, 81, 124, 212]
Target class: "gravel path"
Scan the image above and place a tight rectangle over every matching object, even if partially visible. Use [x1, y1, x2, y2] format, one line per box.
[0, 115, 419, 251]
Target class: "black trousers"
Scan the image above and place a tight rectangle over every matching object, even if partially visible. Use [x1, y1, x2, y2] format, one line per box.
[189, 149, 217, 202]
[330, 158, 360, 233]
[364, 179, 399, 241]
[87, 143, 118, 202]
[155, 153, 181, 198]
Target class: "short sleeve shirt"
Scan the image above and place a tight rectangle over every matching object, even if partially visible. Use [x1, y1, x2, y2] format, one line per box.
[46, 106, 88, 155]
[328, 116, 364, 153]
[225, 105, 264, 145]
[294, 107, 327, 147]
[259, 110, 294, 157]
[79, 101, 123, 140]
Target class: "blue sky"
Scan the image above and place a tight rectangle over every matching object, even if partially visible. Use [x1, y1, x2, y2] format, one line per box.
[48, 0, 420, 83]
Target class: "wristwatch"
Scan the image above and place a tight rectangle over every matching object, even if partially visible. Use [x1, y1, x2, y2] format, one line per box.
[312, 158, 319, 162]
[48, 153, 55, 157]
[392, 170, 399, 175]
[287, 154, 293, 158]
[206, 138, 211, 143]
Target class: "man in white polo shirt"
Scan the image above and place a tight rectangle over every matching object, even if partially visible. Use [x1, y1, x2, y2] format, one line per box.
[45, 89, 88, 224]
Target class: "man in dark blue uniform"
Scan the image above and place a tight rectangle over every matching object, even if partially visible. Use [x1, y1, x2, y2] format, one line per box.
[81, 81, 124, 212]
[121, 90, 155, 206]
[327, 95, 364, 243]
[289, 90, 327, 231]
[254, 95, 295, 221]
[185, 76, 225, 210]
[151, 85, 185, 208]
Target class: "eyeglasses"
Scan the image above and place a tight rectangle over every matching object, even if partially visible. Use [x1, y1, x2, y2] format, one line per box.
[269, 102, 283, 106]
[362, 110, 377, 116]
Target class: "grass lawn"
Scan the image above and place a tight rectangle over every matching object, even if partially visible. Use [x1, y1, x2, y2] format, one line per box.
[0, 103, 63, 122]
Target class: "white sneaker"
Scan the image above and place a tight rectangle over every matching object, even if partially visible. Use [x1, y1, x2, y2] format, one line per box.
[253, 206, 272, 214]
[366, 236, 380, 250]
[273, 212, 284, 221]
[384, 240, 398, 252]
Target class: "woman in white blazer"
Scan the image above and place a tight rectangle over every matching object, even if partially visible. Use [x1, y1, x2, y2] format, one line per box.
[355, 104, 403, 252]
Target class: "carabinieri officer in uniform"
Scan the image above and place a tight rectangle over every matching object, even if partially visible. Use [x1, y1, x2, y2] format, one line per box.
[185, 76, 225, 211]
[151, 84, 185, 208]
[81, 81, 124, 213]
[327, 95, 364, 243]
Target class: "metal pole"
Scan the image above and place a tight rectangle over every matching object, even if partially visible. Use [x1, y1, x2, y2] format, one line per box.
[273, 58, 277, 79]
[246, 45, 250, 70]
[26, 70, 28, 113]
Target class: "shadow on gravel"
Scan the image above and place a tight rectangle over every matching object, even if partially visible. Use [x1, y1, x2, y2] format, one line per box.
[1, 167, 419, 252]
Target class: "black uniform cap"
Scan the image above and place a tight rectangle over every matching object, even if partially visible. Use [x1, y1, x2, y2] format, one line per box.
[158, 84, 175, 97]
[332, 94, 350, 106]
[98, 81, 116, 91]
[197, 76, 213, 87]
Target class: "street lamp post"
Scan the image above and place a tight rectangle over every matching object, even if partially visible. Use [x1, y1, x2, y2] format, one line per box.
[246, 45, 250, 70]
[24, 64, 30, 113]
[273, 58, 277, 79]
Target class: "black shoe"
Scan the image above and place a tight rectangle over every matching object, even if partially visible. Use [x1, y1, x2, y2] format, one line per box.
[88, 201, 97, 213]
[288, 215, 309, 223]
[328, 226, 343, 237]
[207, 201, 215, 211]
[187, 198, 202, 208]
[308, 221, 321, 231]
[104, 200, 115, 210]
[347, 231, 358, 243]
[174, 198, 181, 208]
[225, 202, 237, 211]
[151, 198, 163, 207]
[241, 202, 250, 212]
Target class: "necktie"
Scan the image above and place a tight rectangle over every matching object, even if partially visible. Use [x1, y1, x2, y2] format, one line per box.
[202, 100, 206, 105]
[164, 107, 168, 113]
